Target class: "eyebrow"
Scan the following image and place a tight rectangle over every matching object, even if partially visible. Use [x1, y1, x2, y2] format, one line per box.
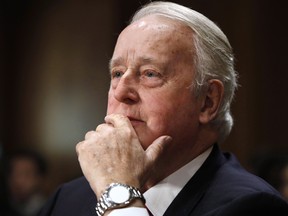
[109, 57, 125, 71]
[109, 56, 158, 71]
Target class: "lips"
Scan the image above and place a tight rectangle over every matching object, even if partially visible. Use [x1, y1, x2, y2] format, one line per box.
[127, 116, 141, 121]
[127, 116, 144, 126]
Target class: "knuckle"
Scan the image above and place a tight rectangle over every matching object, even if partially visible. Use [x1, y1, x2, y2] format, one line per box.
[76, 141, 85, 152]
[85, 130, 96, 139]
[96, 123, 106, 132]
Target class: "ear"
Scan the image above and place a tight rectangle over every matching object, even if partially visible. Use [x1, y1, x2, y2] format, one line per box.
[199, 79, 224, 124]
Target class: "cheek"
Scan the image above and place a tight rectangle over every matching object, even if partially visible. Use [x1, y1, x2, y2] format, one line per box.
[147, 93, 198, 130]
[145, 95, 179, 129]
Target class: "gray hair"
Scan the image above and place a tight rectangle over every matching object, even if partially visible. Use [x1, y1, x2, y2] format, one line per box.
[130, 1, 238, 143]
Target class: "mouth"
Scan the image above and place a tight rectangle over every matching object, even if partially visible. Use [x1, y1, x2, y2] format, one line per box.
[127, 116, 145, 126]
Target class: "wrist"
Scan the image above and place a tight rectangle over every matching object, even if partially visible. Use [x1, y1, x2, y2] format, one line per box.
[95, 182, 145, 216]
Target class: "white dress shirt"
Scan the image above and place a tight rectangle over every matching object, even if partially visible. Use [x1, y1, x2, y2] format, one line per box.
[108, 147, 212, 216]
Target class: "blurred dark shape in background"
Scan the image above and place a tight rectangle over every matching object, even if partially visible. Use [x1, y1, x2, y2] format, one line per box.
[0, 144, 8, 215]
[1, 148, 48, 216]
[252, 154, 288, 202]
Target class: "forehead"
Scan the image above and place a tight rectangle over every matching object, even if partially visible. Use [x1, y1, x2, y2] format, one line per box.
[111, 15, 194, 65]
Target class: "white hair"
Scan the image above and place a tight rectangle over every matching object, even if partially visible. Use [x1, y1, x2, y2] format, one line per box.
[130, 1, 238, 143]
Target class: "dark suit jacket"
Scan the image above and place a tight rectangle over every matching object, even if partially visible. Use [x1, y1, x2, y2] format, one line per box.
[39, 145, 288, 216]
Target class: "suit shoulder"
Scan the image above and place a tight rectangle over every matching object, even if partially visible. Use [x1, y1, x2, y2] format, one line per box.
[216, 152, 279, 195]
[39, 176, 96, 216]
[214, 192, 288, 216]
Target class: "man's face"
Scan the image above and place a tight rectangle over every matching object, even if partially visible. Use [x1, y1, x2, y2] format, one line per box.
[107, 15, 203, 149]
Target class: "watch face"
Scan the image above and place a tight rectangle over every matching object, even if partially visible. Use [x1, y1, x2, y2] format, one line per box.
[108, 185, 131, 204]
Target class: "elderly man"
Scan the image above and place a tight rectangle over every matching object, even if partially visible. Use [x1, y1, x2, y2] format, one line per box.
[39, 1, 288, 216]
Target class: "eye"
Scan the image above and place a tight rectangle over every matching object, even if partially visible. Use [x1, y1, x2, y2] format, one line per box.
[111, 70, 124, 79]
[144, 70, 160, 78]
[140, 69, 164, 87]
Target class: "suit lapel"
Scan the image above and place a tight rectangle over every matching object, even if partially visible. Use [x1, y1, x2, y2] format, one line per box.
[163, 144, 226, 216]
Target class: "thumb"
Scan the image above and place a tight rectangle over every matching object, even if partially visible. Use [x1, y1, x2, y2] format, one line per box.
[145, 135, 172, 163]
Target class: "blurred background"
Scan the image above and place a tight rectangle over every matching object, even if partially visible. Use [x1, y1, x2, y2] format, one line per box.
[1, 0, 288, 213]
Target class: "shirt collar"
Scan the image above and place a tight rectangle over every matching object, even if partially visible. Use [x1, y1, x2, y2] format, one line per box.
[144, 147, 213, 216]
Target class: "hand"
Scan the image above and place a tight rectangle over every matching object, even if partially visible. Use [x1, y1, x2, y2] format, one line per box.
[76, 113, 172, 197]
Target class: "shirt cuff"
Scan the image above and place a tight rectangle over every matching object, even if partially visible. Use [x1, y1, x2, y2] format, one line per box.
[108, 207, 150, 216]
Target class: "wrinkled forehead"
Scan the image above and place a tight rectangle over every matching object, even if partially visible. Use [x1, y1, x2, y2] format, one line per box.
[129, 15, 174, 32]
[127, 14, 193, 37]
[113, 15, 195, 58]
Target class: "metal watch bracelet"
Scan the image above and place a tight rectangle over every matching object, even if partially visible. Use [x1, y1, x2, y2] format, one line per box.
[95, 183, 145, 216]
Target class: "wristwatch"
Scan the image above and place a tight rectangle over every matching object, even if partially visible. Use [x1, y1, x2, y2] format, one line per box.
[95, 182, 145, 216]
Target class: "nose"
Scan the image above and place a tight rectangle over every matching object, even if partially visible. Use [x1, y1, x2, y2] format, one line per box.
[113, 72, 139, 104]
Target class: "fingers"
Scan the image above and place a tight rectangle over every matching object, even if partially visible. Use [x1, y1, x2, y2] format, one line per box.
[145, 135, 172, 162]
[76, 115, 173, 192]
[104, 114, 132, 128]
[84, 114, 130, 141]
[85, 130, 96, 139]
[84, 122, 112, 140]
[75, 114, 147, 194]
